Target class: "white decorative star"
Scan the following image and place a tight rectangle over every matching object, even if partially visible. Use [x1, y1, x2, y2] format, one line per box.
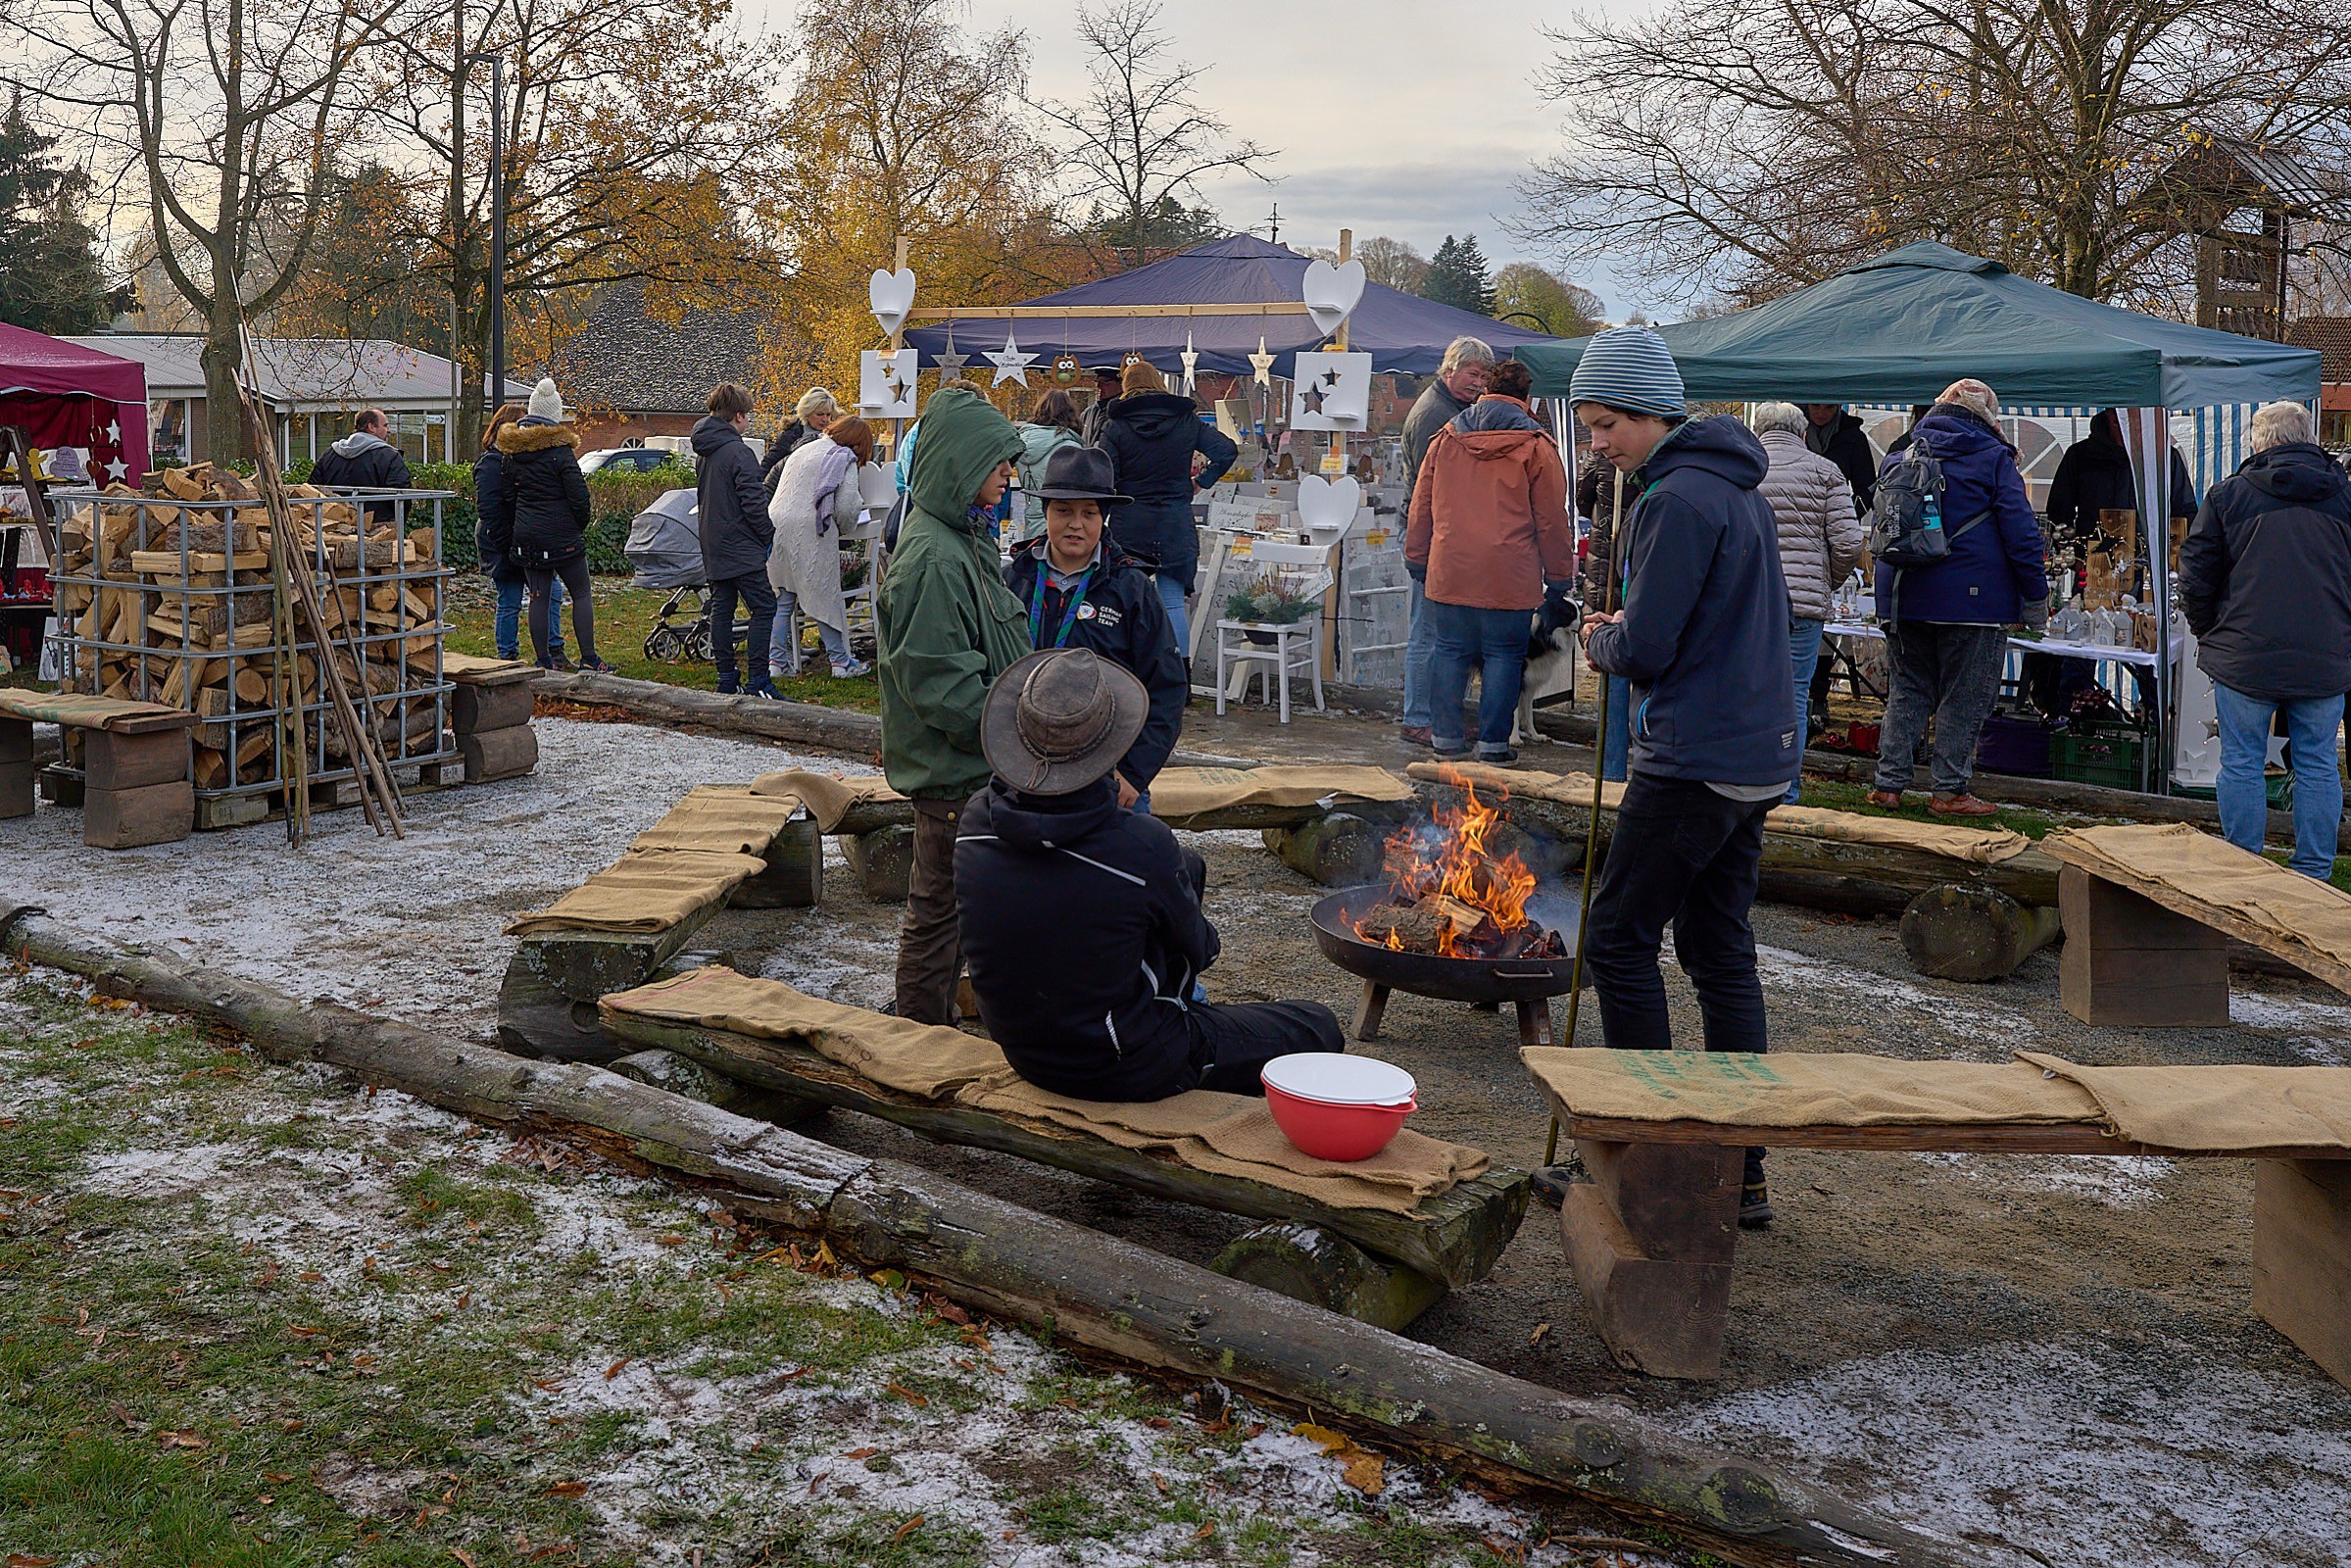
[986, 332, 1039, 388]
[104, 456, 128, 481]
[934, 348, 969, 383]
[105, 420, 122, 445]
[1248, 334, 1276, 388]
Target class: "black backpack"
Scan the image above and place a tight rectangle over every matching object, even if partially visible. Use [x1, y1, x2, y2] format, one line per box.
[1872, 435, 1988, 567]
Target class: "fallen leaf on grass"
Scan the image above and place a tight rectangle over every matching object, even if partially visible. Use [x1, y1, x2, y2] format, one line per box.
[602, 1358, 629, 1381]
[449, 1550, 477, 1568]
[543, 1482, 588, 1497]
[9, 1553, 60, 1567]
[158, 1430, 209, 1449]
[844, 1447, 881, 1461]
[1192, 1522, 1215, 1542]
[281, 1420, 303, 1434]
[885, 1382, 928, 1407]
[299, 1272, 324, 1283]
[256, 1494, 273, 1505]
[530, 1379, 564, 1393]
[657, 1234, 687, 1248]
[1479, 1538, 1524, 1563]
[108, 1400, 138, 1430]
[1292, 1422, 1386, 1495]
[890, 1515, 924, 1544]
[1151, 1475, 1169, 1494]
[1145, 1416, 1172, 1429]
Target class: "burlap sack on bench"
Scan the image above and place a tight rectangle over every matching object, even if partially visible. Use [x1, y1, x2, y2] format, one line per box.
[630, 785, 804, 856]
[958, 1071, 1487, 1214]
[1415, 760, 2032, 866]
[2017, 1052, 2351, 1152]
[1147, 764, 1413, 818]
[603, 965, 1006, 1099]
[441, 652, 533, 683]
[749, 768, 904, 832]
[503, 850, 769, 937]
[1522, 1048, 2102, 1128]
[2047, 822, 2351, 991]
[0, 689, 192, 732]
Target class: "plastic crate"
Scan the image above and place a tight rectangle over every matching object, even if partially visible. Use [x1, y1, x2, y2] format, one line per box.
[1976, 712, 2054, 778]
[2051, 723, 2146, 791]
[2175, 773, 2296, 811]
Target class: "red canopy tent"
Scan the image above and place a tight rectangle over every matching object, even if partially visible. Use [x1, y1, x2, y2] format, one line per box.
[0, 322, 150, 486]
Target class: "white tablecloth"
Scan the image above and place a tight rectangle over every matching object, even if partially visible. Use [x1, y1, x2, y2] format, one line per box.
[1823, 619, 2164, 668]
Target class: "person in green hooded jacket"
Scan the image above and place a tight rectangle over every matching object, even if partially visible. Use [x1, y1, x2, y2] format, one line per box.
[876, 384, 1031, 1024]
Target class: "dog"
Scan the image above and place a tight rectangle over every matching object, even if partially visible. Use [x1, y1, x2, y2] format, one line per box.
[1510, 592, 1583, 747]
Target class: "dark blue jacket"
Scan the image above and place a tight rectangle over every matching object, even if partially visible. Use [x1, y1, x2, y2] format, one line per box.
[1097, 391, 1238, 582]
[2180, 442, 2351, 701]
[955, 777, 1217, 1101]
[473, 448, 519, 581]
[1004, 535, 1187, 790]
[1872, 403, 2048, 624]
[1587, 416, 1800, 788]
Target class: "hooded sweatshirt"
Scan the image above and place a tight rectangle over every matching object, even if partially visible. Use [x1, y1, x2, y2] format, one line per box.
[691, 415, 773, 581]
[310, 428, 412, 522]
[874, 386, 1030, 800]
[954, 775, 1218, 1101]
[2180, 442, 2351, 701]
[1405, 394, 1574, 612]
[1586, 416, 1799, 787]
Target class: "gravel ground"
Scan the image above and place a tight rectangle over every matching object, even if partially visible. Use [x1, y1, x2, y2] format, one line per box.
[7, 712, 2350, 1567]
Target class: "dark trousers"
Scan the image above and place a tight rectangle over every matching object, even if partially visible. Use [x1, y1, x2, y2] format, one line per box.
[1875, 622, 2007, 796]
[708, 572, 775, 689]
[525, 556, 595, 666]
[1171, 847, 1345, 1093]
[897, 797, 965, 1025]
[1585, 772, 1773, 1183]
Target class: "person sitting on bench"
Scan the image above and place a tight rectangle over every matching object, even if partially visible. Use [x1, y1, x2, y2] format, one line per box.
[955, 647, 1346, 1101]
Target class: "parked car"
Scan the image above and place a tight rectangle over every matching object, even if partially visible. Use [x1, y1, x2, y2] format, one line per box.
[580, 446, 692, 477]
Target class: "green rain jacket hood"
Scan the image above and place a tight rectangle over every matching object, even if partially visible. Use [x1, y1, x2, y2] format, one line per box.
[875, 386, 1031, 801]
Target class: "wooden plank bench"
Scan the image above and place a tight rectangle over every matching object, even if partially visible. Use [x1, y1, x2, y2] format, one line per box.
[0, 689, 198, 848]
[1529, 1073, 2351, 1389]
[602, 1007, 1531, 1330]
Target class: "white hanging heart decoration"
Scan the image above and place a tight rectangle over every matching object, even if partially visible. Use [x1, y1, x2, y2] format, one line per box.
[1301, 258, 1366, 338]
[868, 268, 917, 336]
[1296, 474, 1362, 535]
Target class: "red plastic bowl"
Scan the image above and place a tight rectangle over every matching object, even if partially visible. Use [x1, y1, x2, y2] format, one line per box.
[1263, 1081, 1417, 1162]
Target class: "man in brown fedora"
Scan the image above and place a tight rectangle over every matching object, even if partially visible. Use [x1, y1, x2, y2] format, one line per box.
[955, 648, 1346, 1102]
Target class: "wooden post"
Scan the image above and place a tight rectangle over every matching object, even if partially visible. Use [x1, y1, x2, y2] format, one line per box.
[889, 233, 908, 471]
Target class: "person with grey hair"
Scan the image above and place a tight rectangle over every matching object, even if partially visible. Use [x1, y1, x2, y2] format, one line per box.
[310, 407, 413, 524]
[1868, 378, 2048, 816]
[2180, 399, 2351, 875]
[1752, 401, 1863, 802]
[1397, 335, 1497, 745]
[763, 387, 841, 486]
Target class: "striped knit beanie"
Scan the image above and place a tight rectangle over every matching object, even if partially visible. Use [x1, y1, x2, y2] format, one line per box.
[1566, 326, 1686, 418]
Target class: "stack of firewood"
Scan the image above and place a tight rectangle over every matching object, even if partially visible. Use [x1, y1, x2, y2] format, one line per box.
[49, 462, 447, 795]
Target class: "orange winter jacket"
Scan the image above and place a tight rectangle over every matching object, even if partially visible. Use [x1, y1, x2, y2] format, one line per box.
[1405, 398, 1575, 612]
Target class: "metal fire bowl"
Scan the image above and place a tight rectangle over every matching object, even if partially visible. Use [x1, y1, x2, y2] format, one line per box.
[1308, 884, 1585, 1005]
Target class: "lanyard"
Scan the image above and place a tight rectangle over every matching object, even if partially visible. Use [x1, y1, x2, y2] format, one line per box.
[1030, 564, 1096, 649]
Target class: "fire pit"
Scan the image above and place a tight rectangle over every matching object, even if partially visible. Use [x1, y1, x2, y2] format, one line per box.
[1307, 781, 1586, 1048]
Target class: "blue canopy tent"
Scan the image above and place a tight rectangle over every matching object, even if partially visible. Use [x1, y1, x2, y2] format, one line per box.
[1520, 242, 2327, 793]
[902, 234, 1559, 379]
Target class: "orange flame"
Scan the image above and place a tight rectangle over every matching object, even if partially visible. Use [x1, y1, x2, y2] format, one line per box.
[1352, 780, 1540, 956]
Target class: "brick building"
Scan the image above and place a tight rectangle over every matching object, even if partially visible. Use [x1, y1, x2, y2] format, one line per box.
[2285, 317, 2351, 443]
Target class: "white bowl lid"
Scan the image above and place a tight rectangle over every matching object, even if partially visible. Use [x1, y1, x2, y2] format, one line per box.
[1261, 1054, 1416, 1106]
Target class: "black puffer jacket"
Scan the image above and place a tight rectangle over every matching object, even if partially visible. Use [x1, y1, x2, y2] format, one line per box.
[2180, 442, 2351, 701]
[955, 776, 1218, 1101]
[1004, 535, 1187, 791]
[495, 418, 591, 567]
[473, 447, 518, 580]
[1097, 391, 1238, 582]
[691, 415, 773, 581]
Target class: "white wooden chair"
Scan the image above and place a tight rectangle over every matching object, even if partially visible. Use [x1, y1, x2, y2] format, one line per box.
[1213, 539, 1333, 723]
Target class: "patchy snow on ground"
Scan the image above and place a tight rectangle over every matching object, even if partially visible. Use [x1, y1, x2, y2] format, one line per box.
[0, 717, 872, 1039]
[2225, 987, 2351, 1064]
[1910, 1151, 2178, 1206]
[1753, 942, 2044, 1047]
[1681, 1340, 2351, 1568]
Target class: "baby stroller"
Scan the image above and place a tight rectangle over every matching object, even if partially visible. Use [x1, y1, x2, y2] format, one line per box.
[625, 488, 740, 663]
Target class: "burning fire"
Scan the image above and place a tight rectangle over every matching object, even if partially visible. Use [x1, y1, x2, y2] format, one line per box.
[1350, 781, 1545, 958]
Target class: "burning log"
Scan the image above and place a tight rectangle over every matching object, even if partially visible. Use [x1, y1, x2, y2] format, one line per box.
[1346, 780, 1567, 959]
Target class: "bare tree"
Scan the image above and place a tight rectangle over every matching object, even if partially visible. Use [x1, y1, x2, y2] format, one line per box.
[1514, 0, 2351, 307]
[10, 0, 399, 461]
[1036, 0, 1274, 270]
[1354, 235, 1429, 293]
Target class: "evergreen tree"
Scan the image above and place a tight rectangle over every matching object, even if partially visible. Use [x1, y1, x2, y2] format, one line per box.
[1421, 233, 1494, 316]
[0, 102, 114, 334]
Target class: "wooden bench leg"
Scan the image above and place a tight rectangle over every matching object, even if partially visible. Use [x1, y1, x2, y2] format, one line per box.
[1559, 1139, 1741, 1379]
[0, 717, 32, 819]
[1207, 1221, 1446, 1331]
[1515, 998, 1553, 1049]
[2058, 864, 2229, 1026]
[731, 815, 821, 908]
[2254, 1157, 2351, 1391]
[845, 823, 915, 903]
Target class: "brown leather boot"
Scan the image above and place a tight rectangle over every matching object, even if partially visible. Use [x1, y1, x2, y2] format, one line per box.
[1865, 789, 1904, 808]
[1930, 792, 2000, 816]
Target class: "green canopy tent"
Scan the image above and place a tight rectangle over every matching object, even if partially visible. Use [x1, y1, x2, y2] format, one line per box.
[1521, 242, 2327, 793]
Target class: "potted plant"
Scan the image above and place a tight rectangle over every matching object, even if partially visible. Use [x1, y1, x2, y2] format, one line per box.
[1225, 573, 1319, 644]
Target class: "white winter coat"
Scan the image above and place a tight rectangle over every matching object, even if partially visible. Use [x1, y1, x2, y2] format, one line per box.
[1756, 428, 1865, 620]
[766, 433, 861, 628]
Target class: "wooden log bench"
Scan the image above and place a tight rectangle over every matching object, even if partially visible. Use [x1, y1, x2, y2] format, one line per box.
[0, 690, 198, 848]
[1526, 1050, 2351, 1388]
[445, 653, 540, 783]
[602, 1007, 1531, 1330]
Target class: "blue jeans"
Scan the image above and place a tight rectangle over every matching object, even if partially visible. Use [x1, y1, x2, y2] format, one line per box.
[771, 589, 849, 673]
[1602, 675, 1631, 782]
[1786, 617, 1824, 803]
[1401, 575, 1441, 730]
[1425, 600, 1528, 755]
[2213, 684, 2344, 878]
[495, 572, 563, 661]
[1153, 572, 1190, 660]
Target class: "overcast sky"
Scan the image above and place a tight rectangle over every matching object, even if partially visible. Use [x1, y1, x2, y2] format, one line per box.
[743, 0, 1650, 314]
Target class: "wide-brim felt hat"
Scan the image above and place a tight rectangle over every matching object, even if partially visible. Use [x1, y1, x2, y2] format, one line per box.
[1029, 444, 1132, 505]
[982, 648, 1150, 796]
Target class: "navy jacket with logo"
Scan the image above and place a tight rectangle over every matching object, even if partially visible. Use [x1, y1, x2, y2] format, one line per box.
[1003, 534, 1187, 790]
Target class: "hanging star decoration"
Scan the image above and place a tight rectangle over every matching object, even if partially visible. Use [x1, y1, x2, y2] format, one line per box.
[1179, 329, 1200, 391]
[986, 331, 1038, 388]
[1248, 334, 1276, 388]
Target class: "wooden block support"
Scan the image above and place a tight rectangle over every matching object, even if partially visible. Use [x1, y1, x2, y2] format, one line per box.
[2058, 864, 2230, 1026]
[730, 814, 822, 909]
[82, 728, 190, 792]
[0, 760, 33, 819]
[83, 780, 195, 850]
[1207, 1221, 1447, 1332]
[38, 764, 83, 808]
[0, 716, 30, 764]
[2253, 1157, 2351, 1390]
[460, 724, 538, 783]
[193, 792, 271, 832]
[844, 823, 916, 903]
[1559, 1140, 1743, 1379]
[453, 682, 534, 733]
